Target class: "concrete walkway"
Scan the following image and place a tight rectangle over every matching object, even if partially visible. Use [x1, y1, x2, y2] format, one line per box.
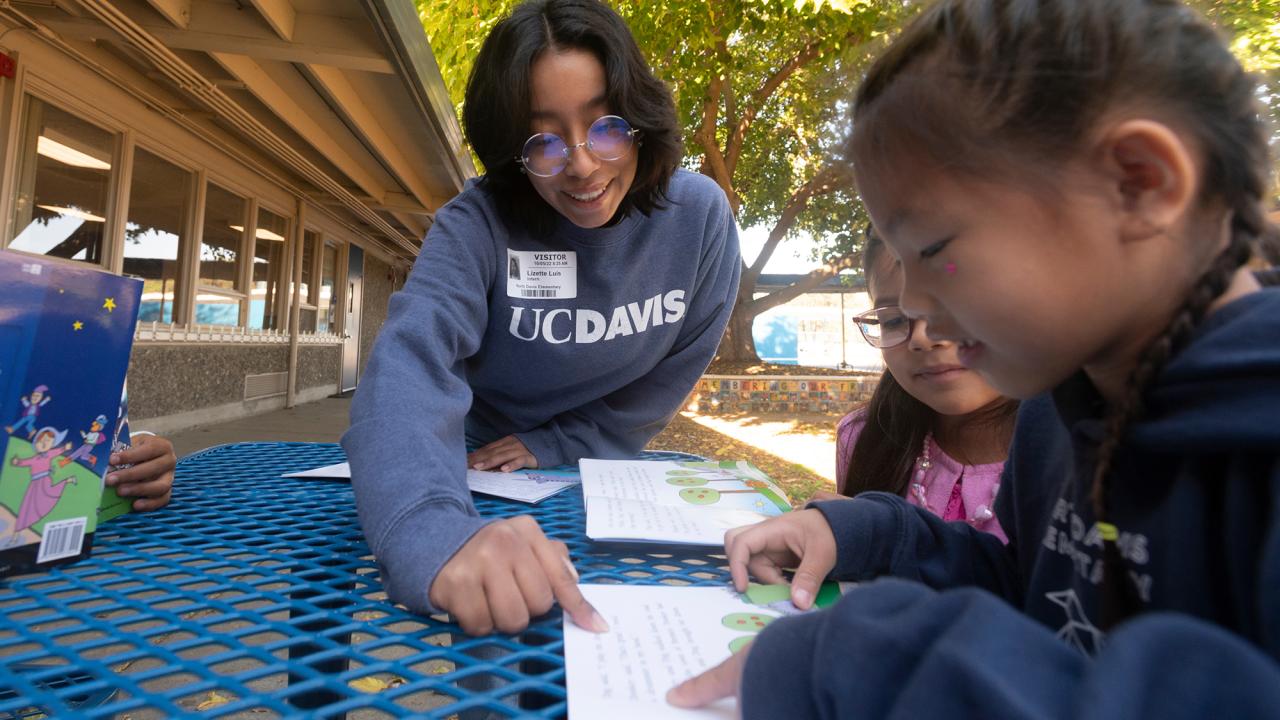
[167, 396, 352, 458]
[681, 410, 838, 482]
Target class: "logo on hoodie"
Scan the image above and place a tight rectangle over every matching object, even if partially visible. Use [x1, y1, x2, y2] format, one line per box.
[508, 290, 687, 344]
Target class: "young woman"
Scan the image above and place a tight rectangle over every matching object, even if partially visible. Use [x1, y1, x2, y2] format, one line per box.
[343, 0, 740, 636]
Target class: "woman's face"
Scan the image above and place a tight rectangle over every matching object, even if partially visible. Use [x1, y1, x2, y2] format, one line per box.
[869, 253, 1004, 417]
[526, 49, 639, 228]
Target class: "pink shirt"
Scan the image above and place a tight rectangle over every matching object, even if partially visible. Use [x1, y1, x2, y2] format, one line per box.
[836, 410, 1007, 542]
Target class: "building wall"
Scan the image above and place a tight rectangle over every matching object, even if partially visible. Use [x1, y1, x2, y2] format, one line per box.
[128, 344, 340, 432]
[358, 253, 404, 378]
[752, 292, 885, 371]
[298, 346, 342, 392]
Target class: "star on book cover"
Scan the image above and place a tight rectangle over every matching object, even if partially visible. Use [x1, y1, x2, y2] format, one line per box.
[0, 251, 141, 577]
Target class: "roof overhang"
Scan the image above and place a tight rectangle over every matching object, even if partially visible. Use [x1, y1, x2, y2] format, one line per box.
[2, 0, 473, 261]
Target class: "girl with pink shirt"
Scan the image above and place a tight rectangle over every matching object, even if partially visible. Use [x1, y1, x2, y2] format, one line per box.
[835, 227, 1015, 540]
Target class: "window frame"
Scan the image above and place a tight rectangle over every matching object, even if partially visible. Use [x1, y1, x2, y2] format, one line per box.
[4, 90, 125, 271]
[121, 139, 199, 325]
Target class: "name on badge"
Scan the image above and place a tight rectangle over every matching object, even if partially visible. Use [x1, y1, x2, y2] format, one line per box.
[506, 249, 577, 300]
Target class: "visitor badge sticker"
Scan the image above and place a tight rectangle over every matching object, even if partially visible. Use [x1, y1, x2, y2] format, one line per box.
[506, 249, 577, 300]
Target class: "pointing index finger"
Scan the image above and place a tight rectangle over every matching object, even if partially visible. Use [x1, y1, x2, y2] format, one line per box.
[538, 543, 608, 633]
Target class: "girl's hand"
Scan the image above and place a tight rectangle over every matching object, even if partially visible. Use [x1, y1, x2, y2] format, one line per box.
[468, 435, 538, 472]
[107, 435, 176, 512]
[724, 508, 838, 610]
[667, 640, 750, 710]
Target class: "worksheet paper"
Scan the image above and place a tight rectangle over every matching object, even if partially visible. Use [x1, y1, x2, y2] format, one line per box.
[580, 459, 791, 545]
[281, 462, 579, 504]
[565, 583, 830, 719]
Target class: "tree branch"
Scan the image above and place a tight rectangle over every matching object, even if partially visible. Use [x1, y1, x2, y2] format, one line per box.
[694, 73, 740, 213]
[718, 38, 738, 136]
[725, 31, 856, 175]
[743, 162, 855, 289]
[741, 252, 863, 318]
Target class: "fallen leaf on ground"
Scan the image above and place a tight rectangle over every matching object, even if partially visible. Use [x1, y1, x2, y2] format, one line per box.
[196, 692, 232, 710]
[349, 675, 406, 693]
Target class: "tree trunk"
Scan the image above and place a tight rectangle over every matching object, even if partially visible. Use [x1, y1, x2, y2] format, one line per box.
[716, 282, 762, 363]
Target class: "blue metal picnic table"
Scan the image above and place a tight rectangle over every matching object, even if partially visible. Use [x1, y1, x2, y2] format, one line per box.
[0, 442, 731, 719]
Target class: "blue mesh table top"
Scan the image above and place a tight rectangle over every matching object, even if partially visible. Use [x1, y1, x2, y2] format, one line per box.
[0, 442, 729, 719]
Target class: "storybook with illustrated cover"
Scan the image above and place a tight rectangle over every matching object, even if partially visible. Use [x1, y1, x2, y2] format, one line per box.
[0, 251, 141, 577]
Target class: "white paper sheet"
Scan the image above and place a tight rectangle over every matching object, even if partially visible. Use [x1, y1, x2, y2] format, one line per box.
[282, 461, 351, 479]
[565, 584, 785, 719]
[579, 459, 791, 545]
[464, 468, 579, 504]
[281, 462, 579, 504]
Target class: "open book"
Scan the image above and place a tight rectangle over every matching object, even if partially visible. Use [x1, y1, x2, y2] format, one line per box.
[0, 252, 142, 576]
[579, 459, 791, 546]
[564, 582, 847, 719]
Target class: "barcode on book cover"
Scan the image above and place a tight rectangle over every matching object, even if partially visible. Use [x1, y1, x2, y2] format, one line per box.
[36, 518, 86, 563]
[520, 289, 558, 298]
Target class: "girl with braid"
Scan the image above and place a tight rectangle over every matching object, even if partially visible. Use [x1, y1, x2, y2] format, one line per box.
[669, 1, 1280, 717]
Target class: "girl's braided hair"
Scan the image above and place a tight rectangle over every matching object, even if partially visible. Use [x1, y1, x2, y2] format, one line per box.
[852, 0, 1279, 628]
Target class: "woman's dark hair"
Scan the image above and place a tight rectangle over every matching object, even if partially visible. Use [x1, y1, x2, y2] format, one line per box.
[852, 0, 1280, 628]
[462, 0, 682, 235]
[842, 227, 1018, 499]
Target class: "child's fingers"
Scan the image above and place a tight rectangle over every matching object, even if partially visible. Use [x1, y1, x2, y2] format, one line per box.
[790, 542, 837, 610]
[132, 489, 172, 512]
[117, 476, 172, 500]
[666, 645, 748, 708]
[106, 455, 174, 487]
[110, 437, 174, 468]
[726, 525, 793, 591]
[746, 556, 789, 586]
[724, 530, 755, 592]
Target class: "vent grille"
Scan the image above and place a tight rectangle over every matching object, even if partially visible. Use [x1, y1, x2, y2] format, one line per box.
[244, 372, 288, 400]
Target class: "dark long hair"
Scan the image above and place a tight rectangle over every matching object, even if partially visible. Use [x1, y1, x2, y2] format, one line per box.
[462, 0, 683, 236]
[852, 0, 1279, 628]
[842, 229, 1018, 498]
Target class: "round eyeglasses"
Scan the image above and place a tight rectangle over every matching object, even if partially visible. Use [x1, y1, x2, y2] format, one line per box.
[853, 306, 917, 349]
[517, 115, 639, 177]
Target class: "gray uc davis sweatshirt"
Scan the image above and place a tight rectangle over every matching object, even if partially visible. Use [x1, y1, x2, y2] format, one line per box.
[342, 170, 740, 614]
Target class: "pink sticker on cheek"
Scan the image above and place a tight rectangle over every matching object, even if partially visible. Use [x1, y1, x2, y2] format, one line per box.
[945, 262, 957, 275]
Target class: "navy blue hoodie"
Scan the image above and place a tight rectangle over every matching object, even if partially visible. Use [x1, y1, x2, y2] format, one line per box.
[742, 288, 1280, 718]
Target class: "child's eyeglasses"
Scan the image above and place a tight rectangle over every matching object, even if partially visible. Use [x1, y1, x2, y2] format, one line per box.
[516, 115, 639, 177]
[853, 306, 916, 349]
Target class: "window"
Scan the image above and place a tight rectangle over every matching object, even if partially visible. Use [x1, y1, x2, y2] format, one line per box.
[316, 243, 338, 333]
[298, 229, 320, 333]
[9, 97, 116, 265]
[125, 148, 190, 323]
[249, 207, 288, 330]
[196, 183, 246, 326]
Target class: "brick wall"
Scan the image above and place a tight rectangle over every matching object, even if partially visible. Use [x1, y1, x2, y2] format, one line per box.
[687, 374, 880, 415]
